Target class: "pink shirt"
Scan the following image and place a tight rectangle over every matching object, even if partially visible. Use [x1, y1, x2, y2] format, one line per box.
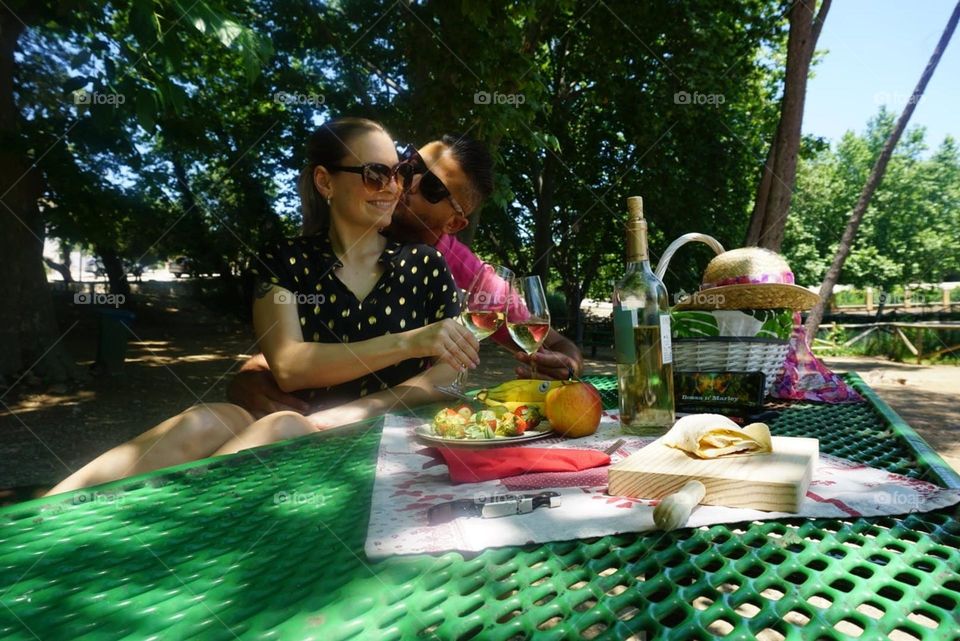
[434, 233, 515, 347]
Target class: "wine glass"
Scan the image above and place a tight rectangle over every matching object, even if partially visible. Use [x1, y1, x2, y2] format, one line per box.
[437, 263, 514, 397]
[506, 275, 551, 377]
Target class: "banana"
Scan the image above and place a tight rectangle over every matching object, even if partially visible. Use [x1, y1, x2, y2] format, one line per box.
[481, 399, 546, 413]
[476, 379, 567, 404]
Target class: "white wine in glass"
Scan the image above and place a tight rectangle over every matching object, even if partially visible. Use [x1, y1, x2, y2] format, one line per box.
[437, 263, 514, 396]
[506, 275, 551, 377]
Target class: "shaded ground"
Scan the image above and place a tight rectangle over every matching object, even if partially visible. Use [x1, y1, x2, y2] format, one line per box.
[2, 288, 956, 502]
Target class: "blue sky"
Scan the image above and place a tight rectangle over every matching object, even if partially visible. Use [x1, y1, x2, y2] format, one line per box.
[804, 0, 959, 149]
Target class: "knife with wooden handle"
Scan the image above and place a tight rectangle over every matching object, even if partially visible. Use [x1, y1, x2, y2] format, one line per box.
[653, 480, 706, 531]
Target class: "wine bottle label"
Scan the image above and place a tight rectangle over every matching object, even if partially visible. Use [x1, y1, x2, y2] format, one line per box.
[613, 307, 638, 364]
[659, 314, 673, 364]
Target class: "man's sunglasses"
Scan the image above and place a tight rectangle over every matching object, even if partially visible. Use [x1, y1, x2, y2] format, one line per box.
[397, 145, 465, 216]
[325, 162, 404, 192]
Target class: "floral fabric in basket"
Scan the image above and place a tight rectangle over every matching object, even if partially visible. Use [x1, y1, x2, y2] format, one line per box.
[364, 412, 960, 558]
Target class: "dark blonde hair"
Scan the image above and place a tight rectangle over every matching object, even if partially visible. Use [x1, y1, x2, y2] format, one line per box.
[298, 117, 388, 236]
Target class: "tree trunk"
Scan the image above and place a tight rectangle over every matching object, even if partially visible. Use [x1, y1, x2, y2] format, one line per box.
[531, 152, 559, 283]
[805, 0, 960, 338]
[44, 245, 74, 283]
[97, 247, 131, 299]
[0, 11, 77, 384]
[745, 0, 831, 249]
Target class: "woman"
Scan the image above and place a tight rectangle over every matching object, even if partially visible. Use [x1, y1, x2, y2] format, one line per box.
[47, 117, 478, 496]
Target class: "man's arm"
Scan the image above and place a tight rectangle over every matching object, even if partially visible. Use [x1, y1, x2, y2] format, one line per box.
[226, 354, 311, 417]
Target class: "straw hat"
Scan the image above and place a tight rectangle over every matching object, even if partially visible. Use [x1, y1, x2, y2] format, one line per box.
[674, 247, 820, 310]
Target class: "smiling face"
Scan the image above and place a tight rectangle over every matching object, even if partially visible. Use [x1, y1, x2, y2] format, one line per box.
[314, 129, 401, 232]
[389, 141, 474, 245]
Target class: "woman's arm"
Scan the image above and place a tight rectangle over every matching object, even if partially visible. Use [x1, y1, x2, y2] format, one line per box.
[253, 284, 478, 392]
[305, 362, 459, 428]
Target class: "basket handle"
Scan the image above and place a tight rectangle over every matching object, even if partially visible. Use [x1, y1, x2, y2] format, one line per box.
[654, 233, 725, 281]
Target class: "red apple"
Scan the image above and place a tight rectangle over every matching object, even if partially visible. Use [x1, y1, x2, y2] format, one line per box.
[545, 382, 602, 438]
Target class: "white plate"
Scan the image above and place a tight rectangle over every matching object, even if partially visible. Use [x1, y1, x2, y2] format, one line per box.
[413, 423, 558, 448]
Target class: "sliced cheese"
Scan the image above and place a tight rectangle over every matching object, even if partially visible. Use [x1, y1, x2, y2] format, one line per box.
[662, 413, 772, 459]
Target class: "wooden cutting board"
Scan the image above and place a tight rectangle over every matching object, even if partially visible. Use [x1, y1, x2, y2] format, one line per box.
[608, 436, 819, 512]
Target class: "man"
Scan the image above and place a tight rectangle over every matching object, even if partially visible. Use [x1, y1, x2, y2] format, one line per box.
[229, 134, 583, 416]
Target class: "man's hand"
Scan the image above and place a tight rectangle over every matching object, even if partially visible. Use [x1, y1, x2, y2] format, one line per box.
[513, 349, 580, 380]
[512, 329, 583, 380]
[227, 356, 310, 417]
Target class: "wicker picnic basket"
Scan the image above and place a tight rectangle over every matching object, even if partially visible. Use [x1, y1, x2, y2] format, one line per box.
[655, 233, 791, 396]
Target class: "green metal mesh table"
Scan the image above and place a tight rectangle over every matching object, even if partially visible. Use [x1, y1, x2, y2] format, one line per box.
[2, 374, 958, 640]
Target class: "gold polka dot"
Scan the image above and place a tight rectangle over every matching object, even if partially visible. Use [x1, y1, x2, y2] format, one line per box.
[412, 311, 417, 319]
[327, 320, 335, 329]
[329, 294, 336, 303]
[400, 319, 406, 329]
[342, 335, 350, 343]
[313, 305, 320, 315]
[442, 284, 448, 292]
[300, 317, 306, 326]
[315, 283, 322, 291]
[399, 275, 405, 283]
[411, 266, 418, 274]
[302, 252, 308, 259]
[270, 276, 279, 284]
[265, 252, 273, 259]
[380, 382, 388, 390]
[385, 306, 392, 315]
[412, 248, 418, 254]
[435, 309, 445, 319]
[400, 259, 406, 267]
[360, 389, 369, 397]
[423, 255, 429, 264]
[289, 257, 296, 265]
[432, 269, 439, 277]
[423, 276, 429, 285]
[399, 297, 406, 305]
[342, 309, 350, 317]
[428, 292, 434, 300]
[412, 286, 418, 294]
[368, 316, 376, 325]
[386, 286, 392, 293]
[312, 332, 320, 341]
[357, 322, 361, 330]
[304, 267, 310, 275]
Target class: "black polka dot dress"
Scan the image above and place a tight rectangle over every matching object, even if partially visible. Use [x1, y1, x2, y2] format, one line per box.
[250, 234, 460, 410]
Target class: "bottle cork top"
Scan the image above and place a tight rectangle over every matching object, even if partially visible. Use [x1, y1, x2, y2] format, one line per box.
[627, 196, 644, 218]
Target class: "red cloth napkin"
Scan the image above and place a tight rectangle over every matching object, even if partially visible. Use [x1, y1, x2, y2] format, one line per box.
[436, 447, 610, 484]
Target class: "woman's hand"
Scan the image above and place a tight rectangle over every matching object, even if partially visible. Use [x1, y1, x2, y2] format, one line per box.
[403, 319, 480, 371]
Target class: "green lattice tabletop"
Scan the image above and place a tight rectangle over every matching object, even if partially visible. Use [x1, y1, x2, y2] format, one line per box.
[1, 373, 958, 640]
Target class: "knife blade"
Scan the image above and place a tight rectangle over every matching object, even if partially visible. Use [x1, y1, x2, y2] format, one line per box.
[427, 491, 561, 526]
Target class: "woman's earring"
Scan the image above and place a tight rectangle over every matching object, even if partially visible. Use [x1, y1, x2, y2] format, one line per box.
[326, 197, 332, 206]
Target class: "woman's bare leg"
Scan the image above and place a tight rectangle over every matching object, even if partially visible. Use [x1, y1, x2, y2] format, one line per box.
[46, 403, 254, 496]
[212, 411, 318, 456]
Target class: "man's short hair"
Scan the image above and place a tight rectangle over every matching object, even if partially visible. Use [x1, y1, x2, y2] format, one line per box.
[441, 133, 494, 208]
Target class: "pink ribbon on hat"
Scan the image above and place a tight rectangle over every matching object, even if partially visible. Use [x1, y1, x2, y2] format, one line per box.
[701, 270, 795, 290]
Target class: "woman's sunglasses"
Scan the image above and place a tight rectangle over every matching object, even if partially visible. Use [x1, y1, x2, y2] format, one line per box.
[325, 162, 403, 192]
[397, 145, 465, 216]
